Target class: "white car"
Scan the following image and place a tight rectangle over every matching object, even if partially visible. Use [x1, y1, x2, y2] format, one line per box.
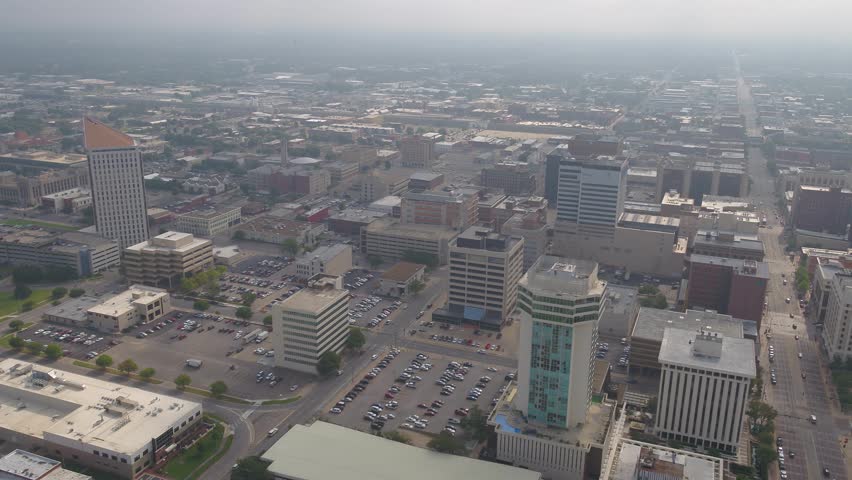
[371, 354, 379, 360]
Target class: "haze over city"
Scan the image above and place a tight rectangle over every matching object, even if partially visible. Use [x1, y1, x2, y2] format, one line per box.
[0, 2, 850, 480]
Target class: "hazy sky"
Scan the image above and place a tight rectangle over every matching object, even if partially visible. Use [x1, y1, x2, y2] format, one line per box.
[3, 0, 851, 40]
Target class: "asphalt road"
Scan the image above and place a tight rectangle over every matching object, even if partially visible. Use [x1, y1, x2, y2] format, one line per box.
[739, 65, 849, 480]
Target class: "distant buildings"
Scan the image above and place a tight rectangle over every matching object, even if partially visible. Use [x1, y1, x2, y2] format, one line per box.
[0, 449, 92, 480]
[0, 168, 90, 207]
[0, 228, 119, 276]
[792, 185, 852, 241]
[294, 244, 352, 280]
[247, 164, 330, 196]
[691, 230, 765, 261]
[363, 218, 458, 265]
[501, 212, 551, 271]
[400, 189, 478, 230]
[399, 135, 435, 168]
[0, 359, 202, 480]
[175, 206, 242, 238]
[432, 227, 524, 330]
[359, 171, 409, 202]
[234, 216, 325, 247]
[124, 231, 214, 288]
[655, 156, 748, 204]
[40, 187, 92, 213]
[686, 255, 768, 327]
[83, 117, 150, 249]
[408, 171, 444, 190]
[272, 275, 349, 374]
[555, 154, 627, 241]
[480, 162, 538, 195]
[655, 328, 755, 454]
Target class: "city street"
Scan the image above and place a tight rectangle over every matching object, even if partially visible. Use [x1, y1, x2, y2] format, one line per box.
[739, 61, 849, 480]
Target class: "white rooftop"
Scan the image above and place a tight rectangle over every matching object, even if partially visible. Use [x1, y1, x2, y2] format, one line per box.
[0, 359, 201, 457]
[261, 422, 541, 480]
[86, 285, 168, 317]
[658, 328, 756, 377]
[608, 439, 722, 480]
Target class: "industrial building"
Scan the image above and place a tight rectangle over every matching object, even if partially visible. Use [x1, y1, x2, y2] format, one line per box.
[0, 359, 202, 480]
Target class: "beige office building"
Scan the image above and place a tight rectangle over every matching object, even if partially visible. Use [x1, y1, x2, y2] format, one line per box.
[175, 206, 242, 238]
[84, 117, 150, 249]
[364, 218, 458, 265]
[294, 244, 353, 280]
[272, 275, 350, 374]
[124, 231, 214, 288]
[87, 285, 171, 332]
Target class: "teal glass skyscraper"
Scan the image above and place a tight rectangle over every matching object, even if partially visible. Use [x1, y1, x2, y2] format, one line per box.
[515, 256, 605, 429]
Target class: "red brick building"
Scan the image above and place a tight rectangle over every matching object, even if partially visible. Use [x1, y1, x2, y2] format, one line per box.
[793, 186, 852, 236]
[686, 254, 768, 328]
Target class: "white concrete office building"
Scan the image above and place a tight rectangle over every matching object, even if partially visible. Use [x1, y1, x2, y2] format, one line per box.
[555, 153, 626, 240]
[294, 244, 353, 280]
[823, 269, 852, 361]
[83, 117, 149, 249]
[515, 256, 605, 429]
[272, 275, 350, 374]
[655, 328, 755, 454]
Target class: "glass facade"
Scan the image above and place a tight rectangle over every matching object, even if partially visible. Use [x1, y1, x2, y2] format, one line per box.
[527, 321, 572, 426]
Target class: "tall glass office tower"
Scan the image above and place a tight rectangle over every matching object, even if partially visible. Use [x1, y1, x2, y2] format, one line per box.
[515, 256, 605, 428]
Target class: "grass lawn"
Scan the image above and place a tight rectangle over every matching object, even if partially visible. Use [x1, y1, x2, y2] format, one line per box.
[181, 386, 251, 404]
[163, 424, 225, 480]
[72, 360, 164, 384]
[0, 218, 79, 231]
[189, 434, 233, 480]
[262, 396, 301, 405]
[0, 289, 52, 318]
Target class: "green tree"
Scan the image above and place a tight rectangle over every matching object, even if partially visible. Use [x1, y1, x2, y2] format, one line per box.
[345, 327, 366, 350]
[12, 265, 42, 284]
[409, 279, 425, 296]
[14, 284, 32, 300]
[51, 287, 68, 300]
[233, 230, 246, 240]
[281, 238, 300, 256]
[381, 430, 411, 444]
[69, 288, 85, 298]
[26, 341, 44, 356]
[8, 336, 24, 350]
[20, 301, 34, 312]
[193, 300, 210, 311]
[638, 284, 659, 296]
[235, 306, 253, 320]
[460, 405, 488, 442]
[241, 292, 257, 306]
[317, 351, 341, 376]
[401, 250, 437, 268]
[210, 380, 229, 397]
[138, 368, 156, 380]
[427, 431, 466, 454]
[95, 354, 113, 369]
[747, 400, 777, 430]
[8, 320, 24, 331]
[175, 374, 192, 389]
[367, 255, 384, 268]
[44, 343, 62, 360]
[231, 456, 273, 480]
[263, 315, 273, 326]
[117, 359, 138, 375]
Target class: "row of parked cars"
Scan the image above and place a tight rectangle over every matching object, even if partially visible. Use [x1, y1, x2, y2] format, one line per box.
[33, 327, 105, 346]
[344, 272, 374, 290]
[344, 348, 402, 431]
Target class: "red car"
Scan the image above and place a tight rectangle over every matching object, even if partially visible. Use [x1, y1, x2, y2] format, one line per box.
[418, 403, 429, 408]
[384, 392, 395, 399]
[178, 335, 187, 340]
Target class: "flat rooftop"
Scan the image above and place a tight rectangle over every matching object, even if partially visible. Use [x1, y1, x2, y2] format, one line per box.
[330, 208, 388, 223]
[0, 449, 92, 480]
[689, 254, 769, 279]
[632, 308, 744, 342]
[277, 284, 347, 314]
[693, 231, 764, 253]
[237, 216, 317, 237]
[607, 440, 723, 480]
[178, 206, 240, 220]
[87, 285, 168, 317]
[125, 231, 211, 254]
[365, 218, 459, 241]
[0, 150, 88, 167]
[522, 255, 604, 297]
[0, 359, 200, 457]
[44, 296, 102, 323]
[659, 327, 756, 377]
[381, 261, 425, 282]
[489, 385, 612, 447]
[262, 421, 541, 480]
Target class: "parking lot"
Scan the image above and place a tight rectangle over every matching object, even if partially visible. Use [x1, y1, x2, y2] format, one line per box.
[408, 319, 513, 358]
[18, 325, 121, 360]
[326, 348, 513, 437]
[105, 310, 312, 399]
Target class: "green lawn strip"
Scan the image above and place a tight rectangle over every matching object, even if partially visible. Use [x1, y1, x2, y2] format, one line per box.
[71, 360, 163, 384]
[162, 423, 225, 480]
[0, 218, 79, 231]
[0, 289, 52, 318]
[180, 386, 251, 404]
[187, 434, 234, 480]
[0, 322, 34, 348]
[261, 396, 301, 405]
